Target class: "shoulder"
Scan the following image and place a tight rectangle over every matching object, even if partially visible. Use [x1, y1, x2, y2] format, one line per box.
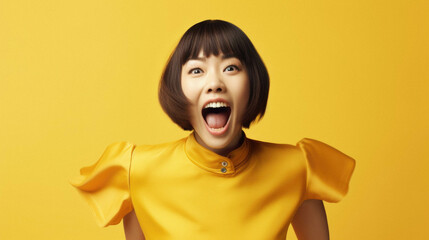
[134, 137, 187, 155]
[244, 138, 310, 181]
[131, 137, 188, 169]
[247, 137, 354, 161]
[247, 138, 303, 158]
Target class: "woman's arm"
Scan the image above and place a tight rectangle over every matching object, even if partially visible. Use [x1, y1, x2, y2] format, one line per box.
[123, 210, 145, 240]
[291, 199, 329, 240]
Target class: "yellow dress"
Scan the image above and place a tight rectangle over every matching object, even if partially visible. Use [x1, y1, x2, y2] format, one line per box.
[70, 132, 355, 239]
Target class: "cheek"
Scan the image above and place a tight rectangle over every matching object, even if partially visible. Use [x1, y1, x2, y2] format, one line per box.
[181, 80, 198, 126]
[181, 76, 201, 122]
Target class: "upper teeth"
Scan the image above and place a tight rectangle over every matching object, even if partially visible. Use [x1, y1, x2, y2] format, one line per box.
[204, 102, 229, 109]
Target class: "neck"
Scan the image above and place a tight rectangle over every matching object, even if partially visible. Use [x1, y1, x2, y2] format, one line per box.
[194, 131, 245, 157]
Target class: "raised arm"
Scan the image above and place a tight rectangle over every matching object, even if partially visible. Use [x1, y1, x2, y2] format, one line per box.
[123, 210, 145, 240]
[291, 199, 329, 240]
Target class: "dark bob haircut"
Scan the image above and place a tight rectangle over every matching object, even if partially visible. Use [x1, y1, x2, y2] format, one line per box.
[159, 19, 269, 130]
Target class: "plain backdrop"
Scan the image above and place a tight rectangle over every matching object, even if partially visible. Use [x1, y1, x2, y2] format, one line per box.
[1, 0, 428, 239]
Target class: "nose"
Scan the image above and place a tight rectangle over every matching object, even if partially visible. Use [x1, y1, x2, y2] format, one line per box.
[206, 72, 226, 93]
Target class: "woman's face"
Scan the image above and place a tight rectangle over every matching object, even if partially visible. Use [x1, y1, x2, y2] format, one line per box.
[181, 50, 250, 156]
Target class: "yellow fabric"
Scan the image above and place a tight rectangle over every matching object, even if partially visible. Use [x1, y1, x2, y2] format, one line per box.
[298, 138, 356, 203]
[69, 142, 135, 227]
[71, 133, 355, 239]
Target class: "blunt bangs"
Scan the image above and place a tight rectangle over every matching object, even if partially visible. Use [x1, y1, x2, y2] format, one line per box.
[159, 19, 270, 130]
[179, 20, 249, 64]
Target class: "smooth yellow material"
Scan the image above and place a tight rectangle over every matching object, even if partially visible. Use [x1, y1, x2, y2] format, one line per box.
[71, 132, 355, 239]
[70, 142, 135, 227]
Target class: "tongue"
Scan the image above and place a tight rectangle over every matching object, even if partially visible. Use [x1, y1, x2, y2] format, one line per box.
[205, 112, 229, 128]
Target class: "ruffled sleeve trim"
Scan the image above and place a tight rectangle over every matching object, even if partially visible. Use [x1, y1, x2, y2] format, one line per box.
[70, 142, 135, 227]
[297, 138, 356, 203]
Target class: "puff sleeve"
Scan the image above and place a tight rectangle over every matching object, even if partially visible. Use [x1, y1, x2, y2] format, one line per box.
[69, 142, 135, 227]
[297, 138, 356, 203]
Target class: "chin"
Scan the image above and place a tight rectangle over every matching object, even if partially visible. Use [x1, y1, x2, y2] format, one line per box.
[194, 122, 242, 153]
[205, 135, 234, 150]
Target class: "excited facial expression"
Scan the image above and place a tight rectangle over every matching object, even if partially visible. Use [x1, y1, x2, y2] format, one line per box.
[181, 51, 250, 156]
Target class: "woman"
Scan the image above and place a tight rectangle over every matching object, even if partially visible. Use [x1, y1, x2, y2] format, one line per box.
[71, 19, 355, 240]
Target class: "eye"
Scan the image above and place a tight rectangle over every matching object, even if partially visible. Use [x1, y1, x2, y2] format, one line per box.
[189, 68, 203, 75]
[224, 65, 239, 72]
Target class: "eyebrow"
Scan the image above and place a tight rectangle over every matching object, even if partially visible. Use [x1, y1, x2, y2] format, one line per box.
[187, 54, 238, 62]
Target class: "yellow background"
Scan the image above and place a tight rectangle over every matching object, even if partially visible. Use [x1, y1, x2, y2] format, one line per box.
[1, 0, 428, 239]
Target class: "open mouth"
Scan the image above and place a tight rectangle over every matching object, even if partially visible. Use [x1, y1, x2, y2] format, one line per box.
[202, 102, 231, 133]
